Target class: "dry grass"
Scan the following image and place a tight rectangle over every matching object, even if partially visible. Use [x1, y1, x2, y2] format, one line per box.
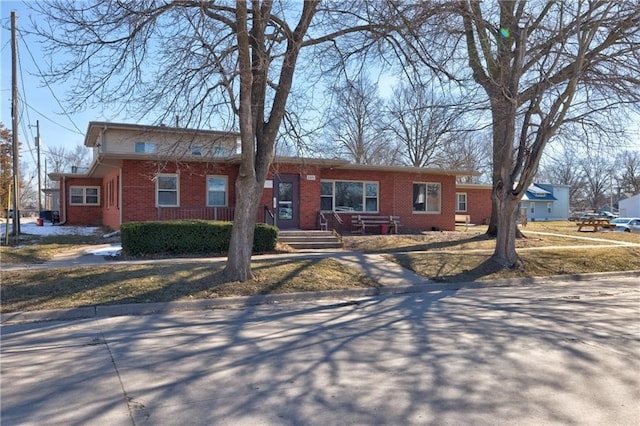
[2, 221, 639, 313]
[344, 221, 640, 282]
[391, 247, 640, 283]
[1, 258, 378, 313]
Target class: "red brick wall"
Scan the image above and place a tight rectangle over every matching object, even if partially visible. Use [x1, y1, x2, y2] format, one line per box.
[461, 187, 493, 225]
[63, 158, 473, 232]
[314, 168, 458, 232]
[63, 177, 103, 226]
[120, 160, 238, 225]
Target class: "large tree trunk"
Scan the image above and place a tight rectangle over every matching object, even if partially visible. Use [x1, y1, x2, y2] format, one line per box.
[488, 193, 525, 239]
[492, 187, 522, 268]
[223, 175, 264, 282]
[487, 96, 522, 267]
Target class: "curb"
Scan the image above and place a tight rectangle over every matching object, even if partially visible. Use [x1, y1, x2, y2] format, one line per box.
[2, 270, 638, 324]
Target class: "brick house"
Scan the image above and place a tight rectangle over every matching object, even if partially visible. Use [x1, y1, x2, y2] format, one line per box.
[50, 122, 486, 232]
[455, 183, 493, 225]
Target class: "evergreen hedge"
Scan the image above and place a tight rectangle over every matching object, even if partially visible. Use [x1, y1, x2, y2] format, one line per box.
[121, 220, 278, 256]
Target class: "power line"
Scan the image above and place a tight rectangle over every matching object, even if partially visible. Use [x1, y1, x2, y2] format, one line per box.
[22, 99, 84, 135]
[17, 46, 38, 166]
[18, 28, 84, 135]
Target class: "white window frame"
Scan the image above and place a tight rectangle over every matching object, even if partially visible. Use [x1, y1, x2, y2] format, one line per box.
[456, 192, 467, 212]
[413, 182, 441, 214]
[547, 202, 552, 213]
[206, 175, 228, 207]
[156, 174, 179, 207]
[69, 186, 100, 206]
[319, 180, 379, 213]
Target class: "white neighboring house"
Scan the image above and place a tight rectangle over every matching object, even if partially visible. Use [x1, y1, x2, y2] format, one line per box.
[619, 193, 640, 217]
[519, 183, 570, 221]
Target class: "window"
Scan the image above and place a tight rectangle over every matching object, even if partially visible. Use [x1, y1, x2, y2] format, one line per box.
[320, 180, 378, 212]
[547, 202, 552, 213]
[135, 142, 157, 153]
[105, 177, 119, 208]
[213, 146, 227, 157]
[456, 193, 467, 212]
[107, 179, 114, 207]
[530, 204, 535, 214]
[69, 186, 100, 205]
[413, 183, 441, 213]
[192, 145, 202, 156]
[156, 174, 178, 206]
[207, 176, 227, 206]
[278, 182, 293, 219]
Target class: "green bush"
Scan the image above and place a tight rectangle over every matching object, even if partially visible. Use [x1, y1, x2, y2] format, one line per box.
[253, 223, 279, 253]
[121, 220, 278, 256]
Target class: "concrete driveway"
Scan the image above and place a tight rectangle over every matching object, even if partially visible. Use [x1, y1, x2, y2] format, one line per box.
[2, 274, 639, 425]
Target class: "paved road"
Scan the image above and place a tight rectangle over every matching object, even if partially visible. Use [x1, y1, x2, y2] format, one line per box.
[2, 274, 639, 425]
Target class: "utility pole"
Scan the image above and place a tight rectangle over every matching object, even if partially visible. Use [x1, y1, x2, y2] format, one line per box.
[11, 11, 20, 238]
[44, 159, 48, 209]
[31, 120, 42, 212]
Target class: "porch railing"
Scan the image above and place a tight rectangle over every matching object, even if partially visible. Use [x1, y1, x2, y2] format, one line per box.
[158, 206, 235, 221]
[264, 205, 275, 226]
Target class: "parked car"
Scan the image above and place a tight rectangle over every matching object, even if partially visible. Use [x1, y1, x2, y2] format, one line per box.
[578, 213, 598, 221]
[568, 212, 582, 221]
[613, 217, 640, 233]
[598, 210, 617, 219]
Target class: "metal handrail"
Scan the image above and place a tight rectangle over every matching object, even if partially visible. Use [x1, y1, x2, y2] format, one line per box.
[331, 210, 344, 239]
[264, 204, 275, 226]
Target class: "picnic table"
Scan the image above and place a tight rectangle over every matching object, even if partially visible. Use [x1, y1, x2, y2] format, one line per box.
[576, 217, 615, 232]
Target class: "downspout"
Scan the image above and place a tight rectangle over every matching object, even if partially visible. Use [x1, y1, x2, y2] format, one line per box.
[59, 175, 67, 225]
[118, 167, 123, 228]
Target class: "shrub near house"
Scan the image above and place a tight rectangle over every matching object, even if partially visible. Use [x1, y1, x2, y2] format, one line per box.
[121, 220, 278, 256]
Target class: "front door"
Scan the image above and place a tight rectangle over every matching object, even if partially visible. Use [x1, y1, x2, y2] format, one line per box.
[273, 174, 299, 229]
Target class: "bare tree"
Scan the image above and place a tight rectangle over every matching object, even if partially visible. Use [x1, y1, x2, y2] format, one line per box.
[323, 75, 395, 164]
[537, 140, 587, 210]
[32, 1, 386, 281]
[388, 80, 463, 167]
[66, 145, 91, 171]
[392, 1, 640, 268]
[616, 150, 640, 194]
[44, 145, 91, 174]
[18, 161, 38, 209]
[44, 146, 68, 174]
[438, 131, 492, 184]
[580, 152, 615, 212]
[0, 124, 12, 216]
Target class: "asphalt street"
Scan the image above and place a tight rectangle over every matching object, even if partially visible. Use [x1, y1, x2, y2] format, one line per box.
[1, 274, 639, 425]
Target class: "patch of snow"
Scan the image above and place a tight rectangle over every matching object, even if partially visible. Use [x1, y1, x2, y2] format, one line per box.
[1, 217, 100, 238]
[86, 244, 123, 257]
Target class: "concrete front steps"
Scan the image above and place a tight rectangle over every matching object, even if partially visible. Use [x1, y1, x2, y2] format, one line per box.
[277, 230, 343, 250]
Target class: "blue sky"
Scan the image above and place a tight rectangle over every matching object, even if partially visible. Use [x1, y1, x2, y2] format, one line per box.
[2, 0, 637, 176]
[1, 1, 115, 172]
[0, 1, 397, 172]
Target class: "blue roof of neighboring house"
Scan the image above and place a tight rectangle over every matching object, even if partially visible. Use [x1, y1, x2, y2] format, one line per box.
[522, 183, 557, 201]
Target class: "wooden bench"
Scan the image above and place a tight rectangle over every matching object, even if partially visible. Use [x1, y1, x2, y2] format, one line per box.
[351, 215, 401, 234]
[455, 214, 471, 230]
[576, 218, 613, 232]
[455, 214, 471, 225]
